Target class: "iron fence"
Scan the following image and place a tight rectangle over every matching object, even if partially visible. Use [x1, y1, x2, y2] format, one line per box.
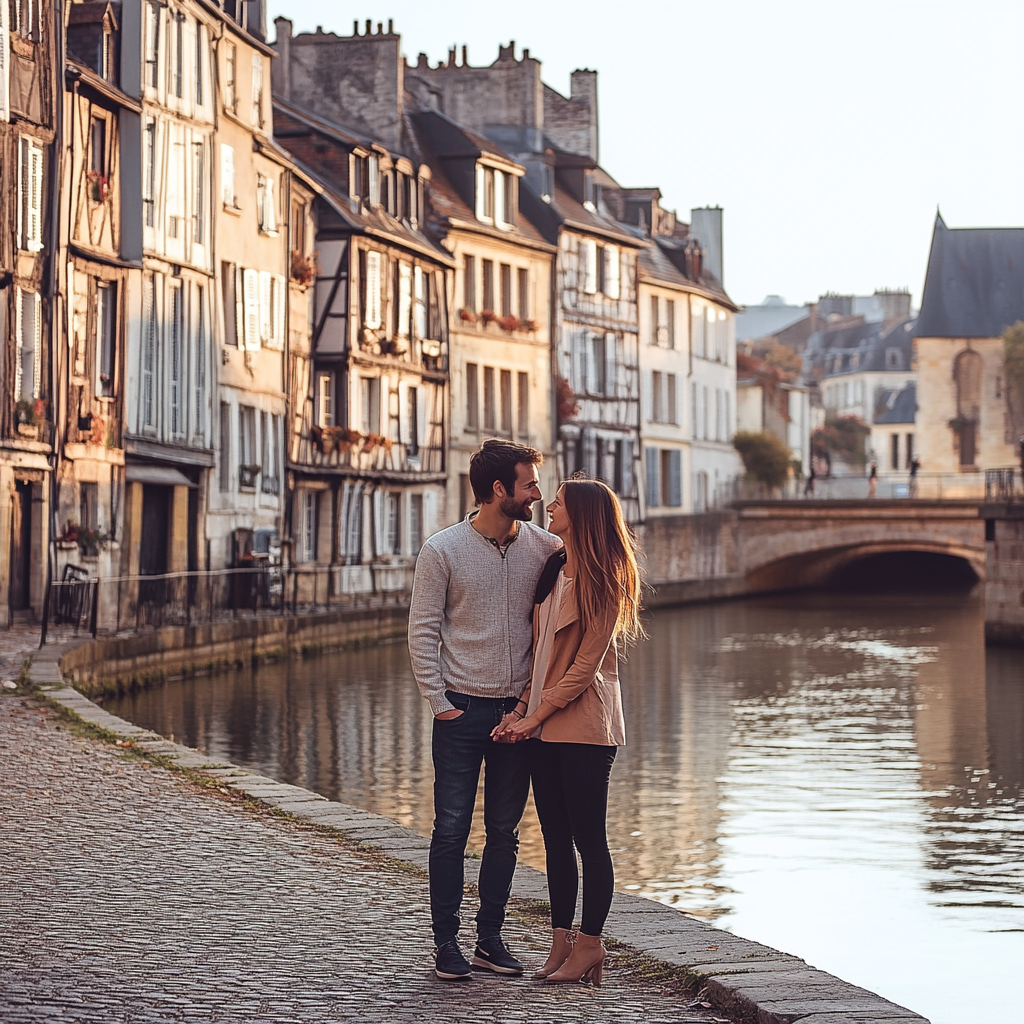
[43, 564, 411, 645]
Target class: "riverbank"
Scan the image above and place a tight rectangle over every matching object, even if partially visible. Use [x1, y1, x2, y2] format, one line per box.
[11, 647, 929, 1024]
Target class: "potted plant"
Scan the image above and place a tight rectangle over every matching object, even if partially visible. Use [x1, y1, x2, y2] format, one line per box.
[498, 314, 520, 333]
[480, 309, 498, 326]
[554, 376, 579, 423]
[291, 250, 317, 287]
[458, 308, 478, 324]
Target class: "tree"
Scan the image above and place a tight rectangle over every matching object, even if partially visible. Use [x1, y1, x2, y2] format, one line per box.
[733, 431, 792, 490]
[812, 415, 870, 469]
[1004, 322, 1024, 458]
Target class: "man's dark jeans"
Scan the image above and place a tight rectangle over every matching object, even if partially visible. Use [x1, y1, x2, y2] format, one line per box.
[429, 690, 530, 946]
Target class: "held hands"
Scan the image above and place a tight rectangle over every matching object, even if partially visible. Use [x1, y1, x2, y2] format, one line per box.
[491, 711, 539, 743]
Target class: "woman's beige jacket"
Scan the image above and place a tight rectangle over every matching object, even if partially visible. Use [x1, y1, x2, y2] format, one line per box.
[521, 580, 626, 747]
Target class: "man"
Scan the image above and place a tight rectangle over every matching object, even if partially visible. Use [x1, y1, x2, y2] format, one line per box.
[408, 439, 562, 980]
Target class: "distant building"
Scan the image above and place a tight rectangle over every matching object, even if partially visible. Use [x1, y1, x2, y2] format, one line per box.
[915, 214, 1024, 475]
[736, 377, 811, 477]
[869, 382, 916, 475]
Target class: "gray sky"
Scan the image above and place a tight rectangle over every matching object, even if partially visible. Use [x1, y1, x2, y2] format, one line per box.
[267, 0, 1024, 309]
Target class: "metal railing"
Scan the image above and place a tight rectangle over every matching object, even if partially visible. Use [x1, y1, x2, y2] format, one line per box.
[43, 564, 412, 645]
[725, 470, 1021, 503]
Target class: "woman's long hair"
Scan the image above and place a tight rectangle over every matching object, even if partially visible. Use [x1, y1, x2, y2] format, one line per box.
[562, 480, 645, 645]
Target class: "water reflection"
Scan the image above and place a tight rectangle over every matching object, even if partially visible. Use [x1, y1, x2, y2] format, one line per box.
[106, 594, 1024, 1024]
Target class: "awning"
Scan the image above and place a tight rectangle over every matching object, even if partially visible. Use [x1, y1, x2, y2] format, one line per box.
[125, 465, 196, 487]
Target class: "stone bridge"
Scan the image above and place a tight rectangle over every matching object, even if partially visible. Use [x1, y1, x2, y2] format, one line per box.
[638, 500, 986, 606]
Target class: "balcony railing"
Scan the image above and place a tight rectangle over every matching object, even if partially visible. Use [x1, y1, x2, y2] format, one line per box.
[42, 563, 412, 645]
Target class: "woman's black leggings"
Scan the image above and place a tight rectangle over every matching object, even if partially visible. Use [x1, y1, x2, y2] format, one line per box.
[528, 739, 617, 936]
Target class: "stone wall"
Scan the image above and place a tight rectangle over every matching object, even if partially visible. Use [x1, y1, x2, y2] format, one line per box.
[984, 505, 1024, 645]
[60, 604, 410, 696]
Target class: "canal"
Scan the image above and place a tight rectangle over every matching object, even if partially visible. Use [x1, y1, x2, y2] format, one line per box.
[106, 593, 1024, 1024]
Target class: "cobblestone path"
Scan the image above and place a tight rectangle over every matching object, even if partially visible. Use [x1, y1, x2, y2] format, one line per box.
[0, 698, 723, 1024]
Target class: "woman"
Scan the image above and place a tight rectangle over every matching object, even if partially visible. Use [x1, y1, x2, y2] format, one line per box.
[493, 480, 644, 986]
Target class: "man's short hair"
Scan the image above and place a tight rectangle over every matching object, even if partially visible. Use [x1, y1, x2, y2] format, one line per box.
[469, 439, 543, 505]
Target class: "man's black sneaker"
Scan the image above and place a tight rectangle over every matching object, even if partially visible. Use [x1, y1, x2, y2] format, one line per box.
[434, 939, 472, 980]
[471, 935, 525, 975]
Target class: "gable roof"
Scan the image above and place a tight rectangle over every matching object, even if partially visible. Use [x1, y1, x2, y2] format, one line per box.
[916, 214, 1024, 338]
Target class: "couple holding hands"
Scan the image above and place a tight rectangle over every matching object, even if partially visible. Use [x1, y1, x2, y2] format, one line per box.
[408, 439, 643, 986]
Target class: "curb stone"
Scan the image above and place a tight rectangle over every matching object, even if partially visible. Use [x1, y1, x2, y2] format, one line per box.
[28, 652, 930, 1024]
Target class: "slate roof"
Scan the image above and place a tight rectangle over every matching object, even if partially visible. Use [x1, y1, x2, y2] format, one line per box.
[916, 213, 1024, 338]
[874, 382, 917, 425]
[807, 316, 917, 378]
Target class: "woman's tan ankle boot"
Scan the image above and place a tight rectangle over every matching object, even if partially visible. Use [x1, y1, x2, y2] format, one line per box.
[544, 930, 605, 986]
[532, 927, 575, 979]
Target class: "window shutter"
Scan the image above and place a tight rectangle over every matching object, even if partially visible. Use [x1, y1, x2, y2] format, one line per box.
[266, 176, 276, 232]
[373, 488, 386, 557]
[475, 164, 486, 220]
[268, 275, 285, 350]
[364, 251, 381, 328]
[582, 239, 597, 294]
[643, 369, 653, 422]
[493, 169, 505, 226]
[243, 268, 260, 349]
[258, 270, 271, 342]
[233, 265, 244, 347]
[604, 246, 620, 299]
[30, 144, 42, 249]
[668, 373, 678, 424]
[620, 439, 635, 499]
[220, 144, 234, 206]
[645, 447, 659, 509]
[604, 332, 617, 397]
[13, 287, 23, 399]
[0, 0, 9, 124]
[251, 53, 263, 127]
[397, 262, 412, 337]
[667, 449, 682, 507]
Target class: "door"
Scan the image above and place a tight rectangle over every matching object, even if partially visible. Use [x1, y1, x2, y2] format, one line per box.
[139, 485, 170, 576]
[9, 483, 32, 610]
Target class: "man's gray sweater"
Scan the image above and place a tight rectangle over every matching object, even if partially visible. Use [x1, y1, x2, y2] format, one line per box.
[408, 514, 562, 716]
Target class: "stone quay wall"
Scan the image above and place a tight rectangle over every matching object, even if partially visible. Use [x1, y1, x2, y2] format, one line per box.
[983, 504, 1024, 645]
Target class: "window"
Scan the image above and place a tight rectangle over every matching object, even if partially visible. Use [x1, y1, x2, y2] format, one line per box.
[251, 53, 264, 128]
[649, 294, 659, 344]
[224, 42, 236, 111]
[12, 0, 40, 40]
[259, 273, 271, 346]
[367, 154, 380, 206]
[483, 366, 496, 430]
[195, 21, 204, 104]
[192, 142, 205, 244]
[703, 385, 709, 440]
[340, 483, 363, 563]
[645, 447, 660, 508]
[142, 276, 157, 428]
[517, 268, 529, 321]
[724, 392, 731, 440]
[194, 285, 206, 433]
[290, 198, 306, 256]
[267, 274, 285, 350]
[257, 173, 277, 234]
[481, 259, 494, 312]
[500, 369, 513, 435]
[890, 433, 899, 471]
[662, 449, 682, 507]
[396, 262, 412, 338]
[587, 333, 606, 396]
[407, 387, 419, 456]
[143, 121, 156, 226]
[407, 173, 418, 224]
[517, 372, 529, 438]
[466, 362, 479, 430]
[386, 492, 400, 554]
[906, 433, 914, 468]
[261, 412, 279, 494]
[300, 492, 316, 561]
[316, 371, 333, 427]
[886, 348, 902, 369]
[652, 370, 663, 423]
[95, 283, 115, 398]
[173, 12, 183, 98]
[475, 164, 492, 221]
[219, 402, 231, 491]
[169, 284, 183, 436]
[463, 255, 476, 312]
[706, 307, 718, 361]
[238, 405, 257, 488]
[667, 373, 677, 424]
[666, 300, 675, 348]
[18, 137, 43, 251]
[692, 303, 705, 358]
[500, 264, 512, 317]
[582, 239, 597, 295]
[80, 482, 99, 535]
[90, 118, 106, 177]
[691, 381, 698, 439]
[602, 245, 620, 299]
[410, 494, 424, 553]
[361, 377, 380, 434]
[413, 266, 426, 339]
[166, 125, 185, 239]
[364, 250, 381, 329]
[145, 1, 160, 89]
[220, 144, 235, 207]
[493, 169, 505, 226]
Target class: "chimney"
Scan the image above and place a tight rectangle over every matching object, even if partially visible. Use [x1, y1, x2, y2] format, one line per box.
[272, 18, 293, 99]
[690, 207, 723, 285]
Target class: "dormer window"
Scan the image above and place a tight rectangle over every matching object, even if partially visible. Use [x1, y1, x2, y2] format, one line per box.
[885, 348, 902, 369]
[583, 170, 597, 211]
[541, 165, 554, 204]
[475, 163, 516, 229]
[368, 154, 380, 206]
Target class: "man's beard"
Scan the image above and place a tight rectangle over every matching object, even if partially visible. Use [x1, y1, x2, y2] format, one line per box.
[500, 496, 534, 521]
